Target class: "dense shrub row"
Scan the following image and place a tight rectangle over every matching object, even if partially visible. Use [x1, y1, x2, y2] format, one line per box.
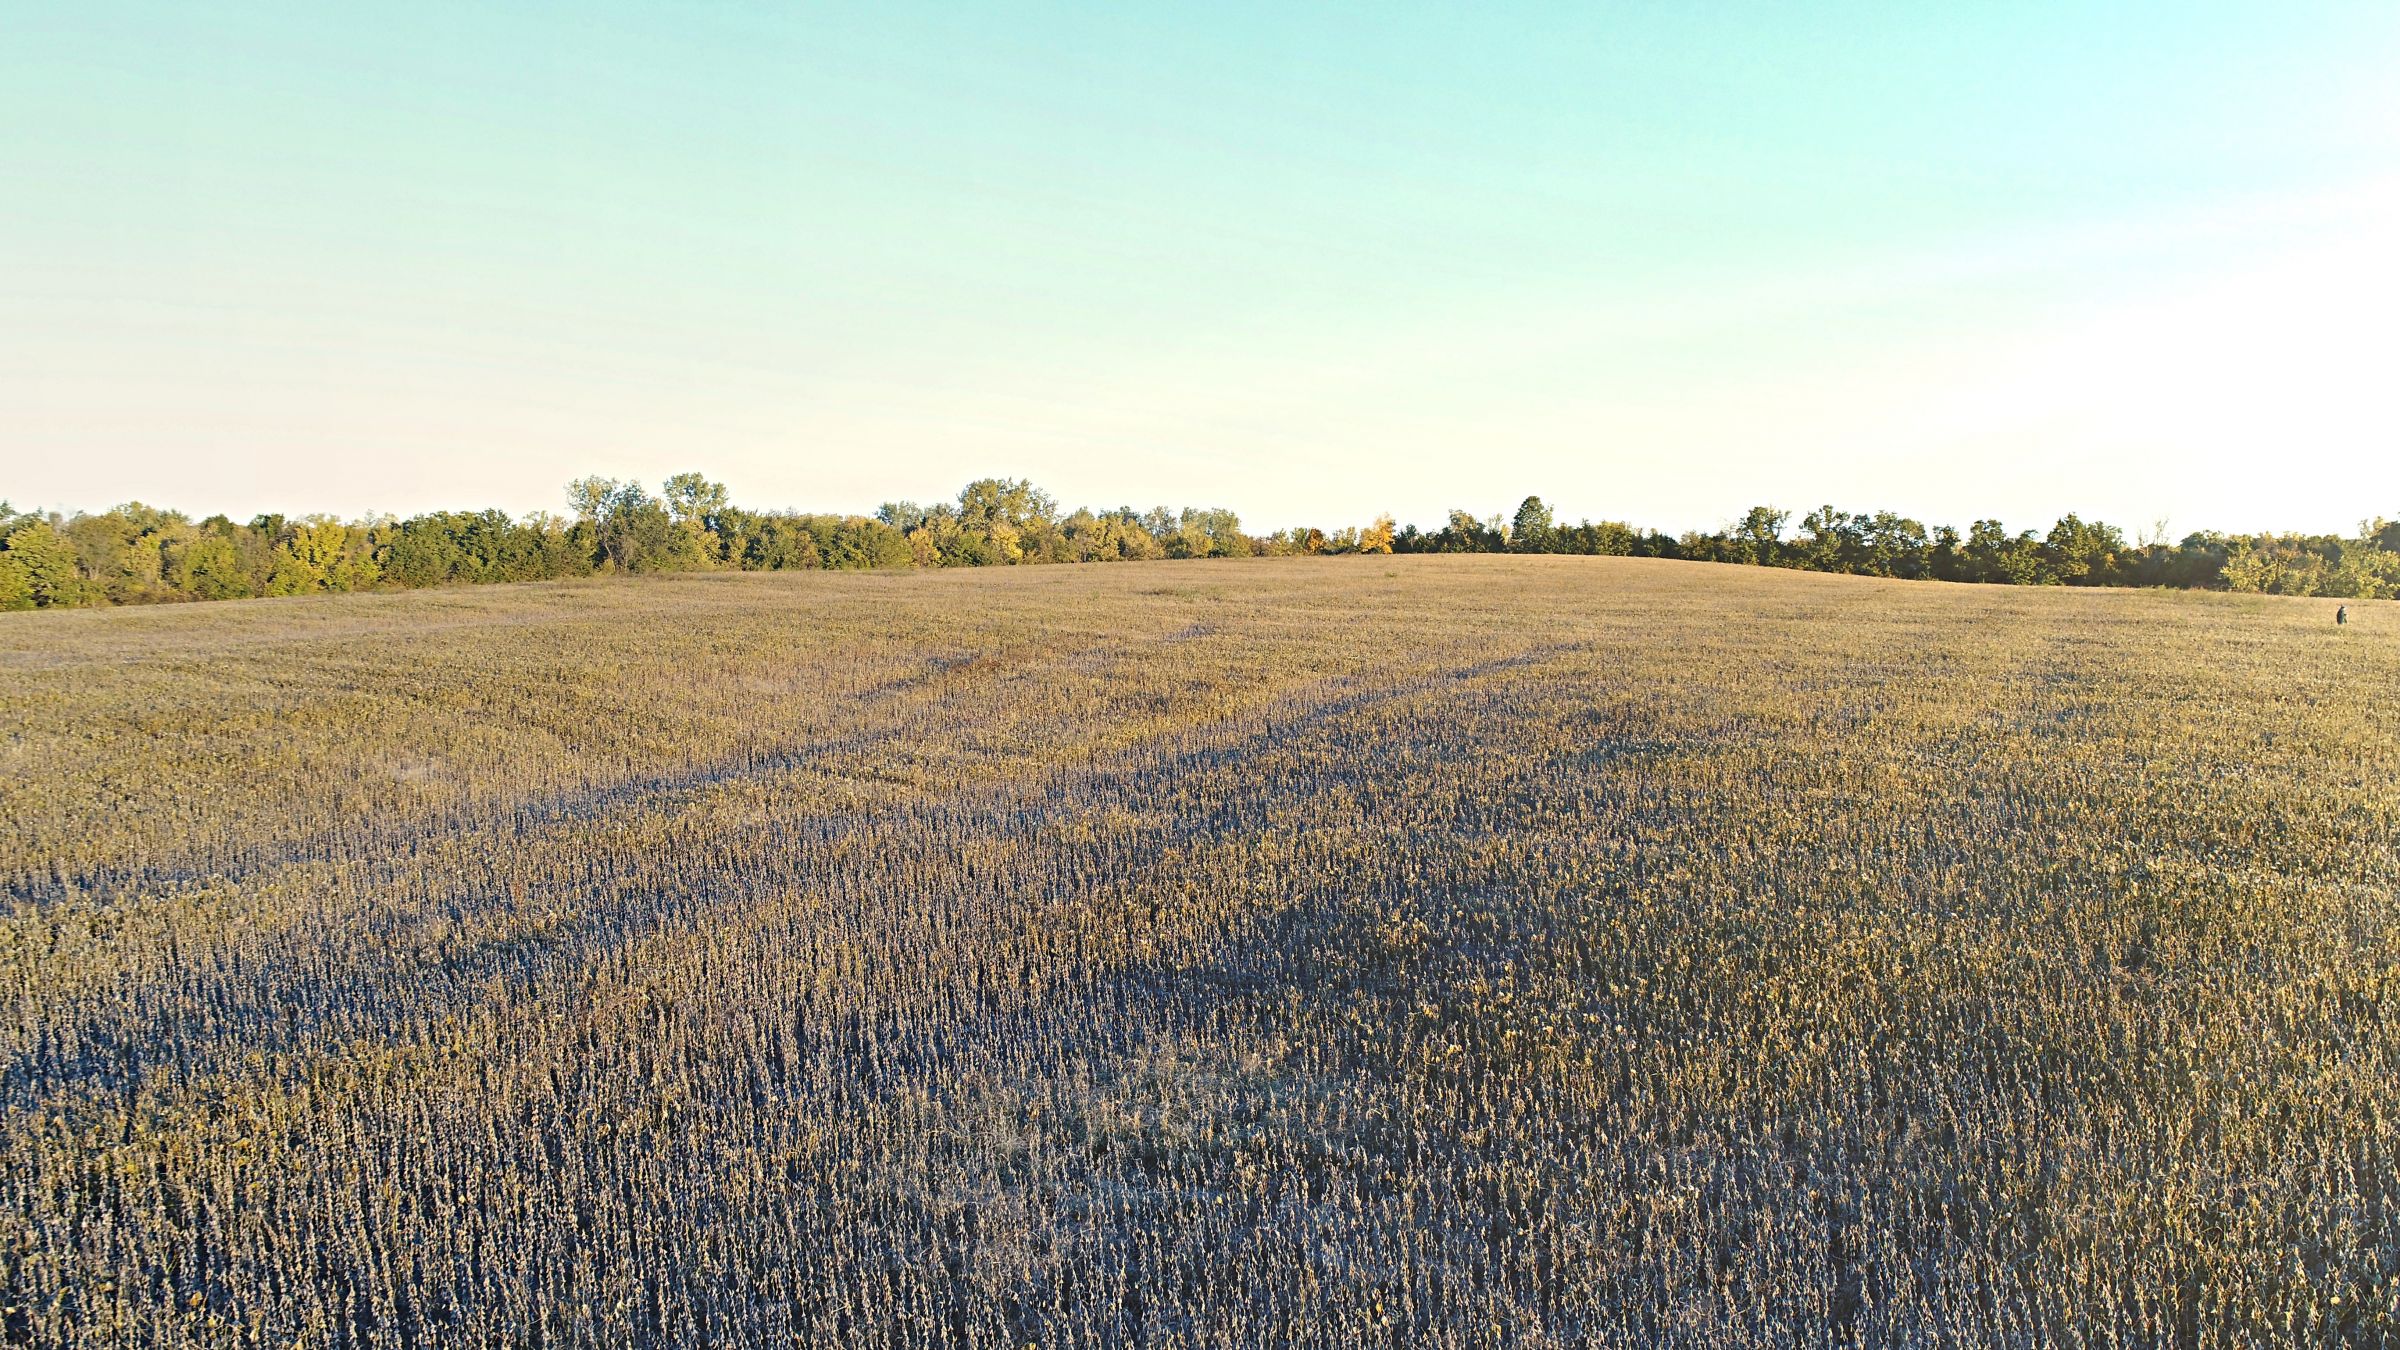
[1407, 498, 2400, 595]
[6, 474, 2396, 610]
[0, 476, 1262, 611]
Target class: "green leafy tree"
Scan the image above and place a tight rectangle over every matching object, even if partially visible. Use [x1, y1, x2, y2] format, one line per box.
[953, 478, 1060, 564]
[594, 484, 704, 573]
[2043, 514, 2125, 585]
[1727, 506, 1788, 566]
[662, 472, 729, 525]
[1965, 520, 2054, 584]
[1929, 524, 1966, 581]
[1796, 506, 1862, 572]
[264, 518, 376, 594]
[1424, 509, 1503, 553]
[662, 472, 731, 564]
[0, 520, 86, 608]
[1182, 507, 1247, 558]
[2329, 535, 2400, 599]
[0, 507, 33, 610]
[1861, 511, 1930, 578]
[63, 505, 184, 603]
[1510, 497, 1554, 553]
[566, 476, 620, 524]
[168, 532, 253, 599]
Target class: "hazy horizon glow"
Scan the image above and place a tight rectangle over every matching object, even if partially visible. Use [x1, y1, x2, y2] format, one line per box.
[5, 2, 2398, 535]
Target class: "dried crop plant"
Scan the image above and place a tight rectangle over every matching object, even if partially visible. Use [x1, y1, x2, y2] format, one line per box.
[1, 558, 2394, 1346]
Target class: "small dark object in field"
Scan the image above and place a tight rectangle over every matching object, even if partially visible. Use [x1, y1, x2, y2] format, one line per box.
[2336, 605, 2348, 625]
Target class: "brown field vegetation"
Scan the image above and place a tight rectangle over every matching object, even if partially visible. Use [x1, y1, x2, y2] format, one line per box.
[2, 556, 2396, 1347]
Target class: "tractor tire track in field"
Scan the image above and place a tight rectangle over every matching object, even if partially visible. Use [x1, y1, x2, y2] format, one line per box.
[0, 642, 1593, 1117]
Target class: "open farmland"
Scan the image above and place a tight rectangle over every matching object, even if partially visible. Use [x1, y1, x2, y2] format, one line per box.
[2, 557, 2397, 1347]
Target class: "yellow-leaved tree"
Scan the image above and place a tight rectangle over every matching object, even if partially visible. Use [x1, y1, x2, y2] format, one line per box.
[266, 518, 381, 595]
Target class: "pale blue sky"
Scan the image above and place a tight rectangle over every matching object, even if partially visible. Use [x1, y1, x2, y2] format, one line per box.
[4, 1, 2397, 533]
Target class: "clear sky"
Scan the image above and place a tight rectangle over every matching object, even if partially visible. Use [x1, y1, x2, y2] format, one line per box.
[5, 1, 2398, 535]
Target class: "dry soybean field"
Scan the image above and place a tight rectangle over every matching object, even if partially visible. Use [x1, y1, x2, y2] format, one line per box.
[4, 556, 2398, 1348]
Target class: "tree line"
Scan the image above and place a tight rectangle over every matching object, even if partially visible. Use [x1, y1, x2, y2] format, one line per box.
[1430, 497, 2400, 595]
[4, 472, 2396, 610]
